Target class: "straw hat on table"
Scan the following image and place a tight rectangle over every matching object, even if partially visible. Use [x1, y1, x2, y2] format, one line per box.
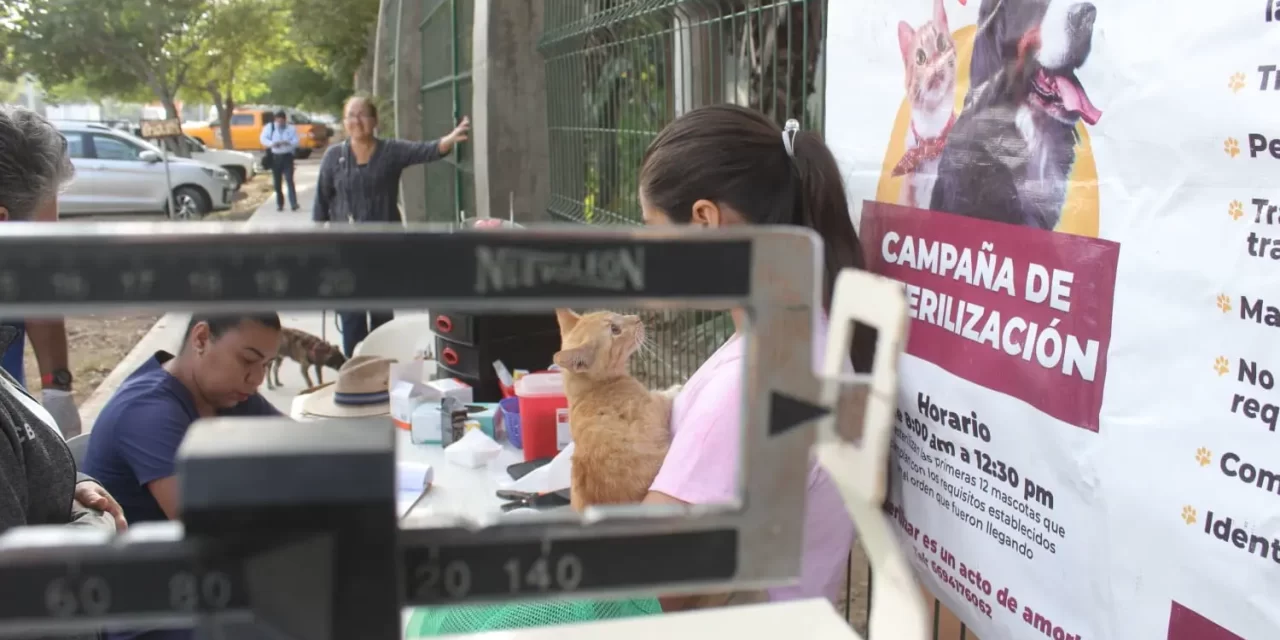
[300, 355, 397, 418]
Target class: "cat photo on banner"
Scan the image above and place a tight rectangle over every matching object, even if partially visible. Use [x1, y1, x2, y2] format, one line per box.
[892, 0, 957, 209]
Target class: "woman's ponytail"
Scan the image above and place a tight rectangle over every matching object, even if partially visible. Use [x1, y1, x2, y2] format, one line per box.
[638, 104, 877, 372]
[789, 129, 876, 373]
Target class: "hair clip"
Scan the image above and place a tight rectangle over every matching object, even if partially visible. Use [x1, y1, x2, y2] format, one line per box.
[782, 119, 800, 158]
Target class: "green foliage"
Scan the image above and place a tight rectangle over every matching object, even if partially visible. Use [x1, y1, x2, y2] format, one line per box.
[254, 58, 350, 114]
[0, 79, 20, 104]
[187, 0, 288, 102]
[2, 0, 211, 116]
[287, 0, 380, 86]
[43, 76, 153, 105]
[2, 0, 377, 119]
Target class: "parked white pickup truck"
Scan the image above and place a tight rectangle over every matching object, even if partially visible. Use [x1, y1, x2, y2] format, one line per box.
[181, 134, 257, 190]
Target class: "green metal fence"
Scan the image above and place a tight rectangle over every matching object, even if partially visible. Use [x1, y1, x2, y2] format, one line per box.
[419, 0, 474, 222]
[537, 0, 827, 389]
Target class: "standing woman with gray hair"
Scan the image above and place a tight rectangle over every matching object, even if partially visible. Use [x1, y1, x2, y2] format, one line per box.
[314, 94, 470, 357]
[0, 106, 126, 542]
[0, 106, 83, 439]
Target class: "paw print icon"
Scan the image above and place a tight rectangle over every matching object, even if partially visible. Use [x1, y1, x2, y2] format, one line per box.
[1229, 72, 1247, 93]
[1224, 137, 1241, 158]
[1195, 447, 1213, 467]
[1181, 505, 1198, 525]
[1216, 294, 1233, 313]
[1228, 200, 1244, 220]
[1214, 356, 1230, 376]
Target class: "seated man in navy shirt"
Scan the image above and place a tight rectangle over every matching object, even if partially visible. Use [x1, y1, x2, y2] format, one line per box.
[85, 313, 282, 525]
[83, 313, 282, 640]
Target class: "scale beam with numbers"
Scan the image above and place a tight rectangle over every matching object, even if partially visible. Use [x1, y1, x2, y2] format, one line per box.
[0, 222, 924, 639]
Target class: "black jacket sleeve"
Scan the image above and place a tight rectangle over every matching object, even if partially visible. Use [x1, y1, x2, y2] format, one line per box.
[0, 415, 31, 532]
[313, 145, 342, 222]
[389, 138, 443, 169]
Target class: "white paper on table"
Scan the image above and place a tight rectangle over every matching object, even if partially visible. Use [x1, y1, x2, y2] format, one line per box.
[397, 461, 434, 517]
[444, 429, 502, 468]
[503, 442, 574, 494]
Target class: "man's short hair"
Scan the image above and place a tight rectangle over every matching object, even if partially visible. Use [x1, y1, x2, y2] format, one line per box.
[185, 313, 282, 343]
[274, 110, 288, 120]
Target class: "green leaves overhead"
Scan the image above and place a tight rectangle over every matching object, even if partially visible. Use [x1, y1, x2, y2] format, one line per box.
[0, 0, 380, 116]
[3, 0, 210, 116]
[287, 0, 381, 85]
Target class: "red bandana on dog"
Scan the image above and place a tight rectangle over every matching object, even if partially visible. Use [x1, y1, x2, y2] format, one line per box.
[892, 114, 956, 176]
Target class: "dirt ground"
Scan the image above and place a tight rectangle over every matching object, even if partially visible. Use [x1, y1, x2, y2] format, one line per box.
[21, 313, 162, 405]
[216, 174, 275, 221]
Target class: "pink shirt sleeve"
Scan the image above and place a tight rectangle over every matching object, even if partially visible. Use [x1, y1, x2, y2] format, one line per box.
[649, 362, 742, 504]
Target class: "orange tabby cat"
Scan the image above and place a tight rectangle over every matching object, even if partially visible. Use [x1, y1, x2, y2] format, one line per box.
[556, 308, 766, 609]
[553, 309, 676, 511]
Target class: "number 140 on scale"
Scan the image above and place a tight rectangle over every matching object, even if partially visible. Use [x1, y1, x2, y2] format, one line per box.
[505, 555, 583, 593]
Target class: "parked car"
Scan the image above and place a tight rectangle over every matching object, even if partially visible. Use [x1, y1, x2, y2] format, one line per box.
[54, 122, 236, 219]
[114, 127, 255, 189]
[181, 134, 256, 190]
[182, 107, 331, 159]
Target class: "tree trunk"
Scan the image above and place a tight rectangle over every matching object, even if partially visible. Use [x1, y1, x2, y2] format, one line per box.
[158, 91, 190, 157]
[208, 82, 235, 150]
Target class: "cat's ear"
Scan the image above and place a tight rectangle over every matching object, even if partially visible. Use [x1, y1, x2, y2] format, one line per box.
[555, 308, 580, 333]
[933, 0, 949, 33]
[897, 21, 915, 66]
[553, 346, 594, 373]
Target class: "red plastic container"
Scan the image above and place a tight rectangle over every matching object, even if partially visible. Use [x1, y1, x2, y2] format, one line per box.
[515, 372, 568, 461]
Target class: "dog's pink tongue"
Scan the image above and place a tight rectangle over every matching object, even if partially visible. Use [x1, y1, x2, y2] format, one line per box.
[1053, 75, 1102, 125]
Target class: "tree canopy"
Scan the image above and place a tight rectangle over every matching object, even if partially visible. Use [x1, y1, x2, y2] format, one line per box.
[3, 0, 210, 117]
[0, 0, 381, 117]
[254, 59, 350, 115]
[287, 0, 381, 87]
[186, 0, 289, 144]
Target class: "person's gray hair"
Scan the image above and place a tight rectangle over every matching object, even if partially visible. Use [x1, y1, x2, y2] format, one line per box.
[0, 106, 75, 221]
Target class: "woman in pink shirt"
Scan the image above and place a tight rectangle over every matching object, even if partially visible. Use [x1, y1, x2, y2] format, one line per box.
[638, 104, 875, 611]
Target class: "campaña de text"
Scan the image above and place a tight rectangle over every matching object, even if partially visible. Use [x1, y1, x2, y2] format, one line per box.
[880, 234, 1077, 311]
[880, 233, 1100, 382]
[1201, 508, 1280, 564]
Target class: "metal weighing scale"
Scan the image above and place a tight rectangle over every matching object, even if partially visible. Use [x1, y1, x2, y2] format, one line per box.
[0, 222, 925, 639]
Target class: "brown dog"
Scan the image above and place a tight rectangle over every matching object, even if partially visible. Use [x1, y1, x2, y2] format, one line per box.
[268, 327, 347, 389]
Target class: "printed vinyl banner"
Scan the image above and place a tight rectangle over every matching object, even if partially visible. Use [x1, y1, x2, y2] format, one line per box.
[826, 0, 1280, 638]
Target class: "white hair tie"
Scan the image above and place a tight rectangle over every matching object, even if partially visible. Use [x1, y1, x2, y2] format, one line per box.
[782, 119, 800, 158]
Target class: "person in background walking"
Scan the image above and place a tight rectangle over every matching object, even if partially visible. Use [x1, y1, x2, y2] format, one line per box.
[0, 105, 82, 439]
[314, 94, 470, 357]
[260, 110, 300, 212]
